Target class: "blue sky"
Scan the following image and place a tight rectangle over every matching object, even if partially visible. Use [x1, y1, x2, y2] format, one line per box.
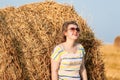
[0, 0, 120, 44]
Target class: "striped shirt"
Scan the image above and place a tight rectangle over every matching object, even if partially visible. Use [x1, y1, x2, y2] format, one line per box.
[51, 44, 85, 80]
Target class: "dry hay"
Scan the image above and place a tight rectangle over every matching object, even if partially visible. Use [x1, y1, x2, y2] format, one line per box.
[114, 36, 120, 48]
[0, 1, 105, 80]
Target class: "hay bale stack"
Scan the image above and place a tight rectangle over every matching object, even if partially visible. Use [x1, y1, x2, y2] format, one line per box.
[0, 1, 105, 80]
[114, 36, 120, 48]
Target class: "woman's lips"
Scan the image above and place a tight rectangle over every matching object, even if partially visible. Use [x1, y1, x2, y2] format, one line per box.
[72, 34, 78, 36]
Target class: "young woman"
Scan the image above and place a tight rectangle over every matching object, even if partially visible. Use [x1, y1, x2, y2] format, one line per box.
[51, 21, 87, 80]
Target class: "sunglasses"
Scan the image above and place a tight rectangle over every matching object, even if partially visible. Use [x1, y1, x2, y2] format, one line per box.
[68, 27, 80, 32]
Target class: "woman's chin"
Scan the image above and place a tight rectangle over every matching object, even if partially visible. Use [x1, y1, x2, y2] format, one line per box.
[68, 36, 79, 40]
[72, 37, 78, 40]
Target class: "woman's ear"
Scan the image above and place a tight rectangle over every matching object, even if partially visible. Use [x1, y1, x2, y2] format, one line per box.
[63, 31, 67, 36]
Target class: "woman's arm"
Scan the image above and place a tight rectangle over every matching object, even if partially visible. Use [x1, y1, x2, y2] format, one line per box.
[51, 59, 60, 80]
[80, 58, 88, 80]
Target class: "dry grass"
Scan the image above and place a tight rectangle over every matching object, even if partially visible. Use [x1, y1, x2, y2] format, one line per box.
[100, 44, 120, 80]
[0, 1, 105, 80]
[114, 36, 120, 48]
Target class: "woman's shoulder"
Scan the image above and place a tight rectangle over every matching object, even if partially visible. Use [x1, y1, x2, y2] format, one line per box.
[76, 43, 86, 55]
[76, 43, 84, 49]
[54, 43, 64, 50]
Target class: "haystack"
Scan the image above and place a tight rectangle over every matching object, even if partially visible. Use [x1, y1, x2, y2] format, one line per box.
[0, 1, 105, 80]
[114, 36, 120, 48]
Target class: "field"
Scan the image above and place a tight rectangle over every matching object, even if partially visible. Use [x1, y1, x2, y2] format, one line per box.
[100, 44, 120, 80]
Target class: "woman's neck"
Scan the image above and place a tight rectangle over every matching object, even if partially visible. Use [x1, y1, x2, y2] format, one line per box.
[64, 39, 76, 48]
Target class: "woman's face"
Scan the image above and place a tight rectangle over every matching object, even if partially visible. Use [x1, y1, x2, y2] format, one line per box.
[64, 24, 80, 40]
